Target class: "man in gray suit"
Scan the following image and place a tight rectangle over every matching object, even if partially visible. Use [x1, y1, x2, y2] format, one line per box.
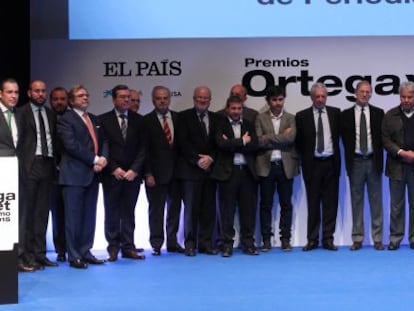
[255, 85, 299, 252]
[382, 81, 414, 250]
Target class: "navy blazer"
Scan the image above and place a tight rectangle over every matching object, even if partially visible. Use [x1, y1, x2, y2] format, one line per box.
[57, 109, 108, 187]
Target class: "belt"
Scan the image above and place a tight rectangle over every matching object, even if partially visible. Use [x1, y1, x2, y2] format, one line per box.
[233, 164, 247, 170]
[354, 153, 373, 160]
[313, 155, 334, 161]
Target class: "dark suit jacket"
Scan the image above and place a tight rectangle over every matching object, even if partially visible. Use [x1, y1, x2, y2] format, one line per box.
[99, 109, 146, 179]
[382, 105, 408, 181]
[217, 106, 258, 124]
[0, 106, 24, 157]
[295, 105, 341, 182]
[18, 103, 57, 179]
[176, 108, 219, 180]
[341, 104, 384, 176]
[211, 117, 258, 181]
[143, 110, 178, 185]
[57, 109, 108, 187]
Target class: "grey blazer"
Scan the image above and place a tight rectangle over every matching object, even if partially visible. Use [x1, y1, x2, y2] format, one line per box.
[255, 109, 299, 179]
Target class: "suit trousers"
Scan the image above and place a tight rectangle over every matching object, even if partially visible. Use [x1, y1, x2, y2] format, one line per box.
[182, 176, 216, 249]
[24, 157, 55, 262]
[389, 164, 414, 245]
[349, 157, 383, 243]
[145, 180, 182, 249]
[304, 158, 339, 244]
[259, 161, 293, 243]
[218, 166, 257, 250]
[62, 179, 99, 262]
[49, 182, 66, 255]
[102, 177, 141, 253]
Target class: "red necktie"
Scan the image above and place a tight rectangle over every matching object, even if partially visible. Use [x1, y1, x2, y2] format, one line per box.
[163, 115, 172, 146]
[83, 112, 98, 154]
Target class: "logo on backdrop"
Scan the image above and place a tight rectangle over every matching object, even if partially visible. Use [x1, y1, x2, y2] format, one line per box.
[242, 57, 414, 102]
[103, 59, 182, 77]
[0, 192, 16, 223]
[256, 0, 412, 6]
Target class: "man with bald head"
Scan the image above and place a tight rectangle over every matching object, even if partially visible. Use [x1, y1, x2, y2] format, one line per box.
[176, 86, 220, 256]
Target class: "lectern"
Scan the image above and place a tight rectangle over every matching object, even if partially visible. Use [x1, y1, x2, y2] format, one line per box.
[0, 157, 19, 304]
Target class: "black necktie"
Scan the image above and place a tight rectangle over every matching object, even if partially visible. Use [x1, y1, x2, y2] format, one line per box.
[119, 114, 127, 140]
[317, 109, 324, 154]
[360, 107, 368, 154]
[199, 112, 208, 137]
[38, 108, 48, 156]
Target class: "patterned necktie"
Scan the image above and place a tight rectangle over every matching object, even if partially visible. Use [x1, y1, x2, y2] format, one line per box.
[119, 114, 127, 141]
[38, 108, 49, 156]
[199, 112, 208, 137]
[163, 115, 172, 146]
[83, 112, 99, 154]
[317, 109, 324, 154]
[360, 107, 368, 154]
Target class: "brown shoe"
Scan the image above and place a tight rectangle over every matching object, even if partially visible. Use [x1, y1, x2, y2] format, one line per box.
[350, 241, 362, 251]
[122, 249, 145, 260]
[107, 250, 118, 262]
[374, 242, 385, 251]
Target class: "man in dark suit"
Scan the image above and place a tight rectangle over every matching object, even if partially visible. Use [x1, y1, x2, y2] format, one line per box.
[100, 85, 146, 261]
[0, 78, 35, 272]
[143, 85, 183, 256]
[295, 82, 341, 251]
[48, 86, 69, 262]
[382, 81, 414, 250]
[217, 84, 258, 123]
[211, 95, 259, 257]
[57, 85, 108, 269]
[341, 80, 385, 251]
[255, 85, 299, 252]
[19, 80, 58, 269]
[176, 86, 219, 256]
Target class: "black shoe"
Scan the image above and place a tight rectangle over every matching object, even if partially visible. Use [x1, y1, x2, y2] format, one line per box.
[302, 241, 318, 251]
[57, 253, 66, 262]
[185, 247, 196, 257]
[388, 242, 400, 251]
[243, 247, 259, 256]
[37, 257, 58, 267]
[85, 256, 105, 264]
[152, 248, 161, 256]
[350, 241, 362, 251]
[17, 263, 35, 272]
[198, 247, 218, 255]
[29, 261, 45, 270]
[262, 241, 271, 252]
[167, 244, 185, 253]
[222, 247, 233, 258]
[69, 259, 88, 269]
[322, 242, 338, 251]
